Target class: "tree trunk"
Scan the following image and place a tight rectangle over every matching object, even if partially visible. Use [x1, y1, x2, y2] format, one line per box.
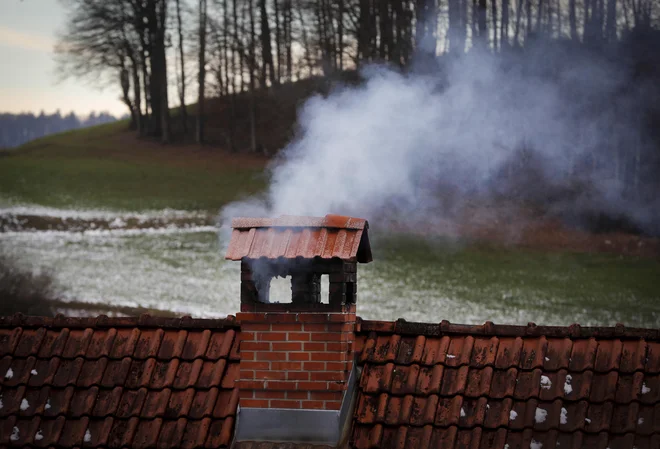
[130, 57, 143, 134]
[492, 0, 498, 50]
[605, 0, 616, 40]
[120, 66, 136, 130]
[285, 0, 292, 80]
[259, 0, 276, 85]
[358, 0, 371, 62]
[274, 0, 282, 82]
[197, 0, 207, 144]
[248, 0, 257, 152]
[569, 0, 577, 39]
[175, 0, 188, 134]
[337, 0, 344, 70]
[478, 0, 488, 47]
[514, 0, 524, 44]
[501, 0, 509, 47]
[448, 0, 461, 53]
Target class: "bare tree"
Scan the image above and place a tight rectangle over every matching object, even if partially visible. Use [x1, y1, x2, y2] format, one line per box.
[197, 0, 208, 144]
[175, 0, 189, 134]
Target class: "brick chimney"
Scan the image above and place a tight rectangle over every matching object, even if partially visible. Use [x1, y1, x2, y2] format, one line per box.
[225, 215, 372, 445]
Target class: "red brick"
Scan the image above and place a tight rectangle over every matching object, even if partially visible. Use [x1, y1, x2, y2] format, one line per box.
[326, 342, 351, 352]
[241, 361, 270, 370]
[297, 381, 329, 390]
[311, 391, 343, 401]
[327, 382, 347, 391]
[288, 352, 310, 361]
[263, 313, 298, 323]
[242, 323, 271, 331]
[311, 371, 345, 381]
[311, 333, 345, 342]
[271, 400, 301, 409]
[241, 399, 269, 408]
[287, 371, 309, 381]
[239, 332, 257, 341]
[255, 370, 287, 380]
[236, 313, 267, 322]
[238, 380, 265, 390]
[258, 332, 287, 342]
[326, 362, 350, 371]
[267, 381, 297, 390]
[256, 351, 287, 361]
[242, 342, 270, 351]
[298, 314, 332, 323]
[254, 391, 286, 399]
[288, 332, 311, 341]
[325, 400, 342, 410]
[272, 342, 302, 351]
[301, 400, 325, 409]
[286, 391, 310, 400]
[329, 313, 355, 322]
[304, 342, 326, 351]
[271, 361, 302, 371]
[239, 390, 255, 399]
[303, 324, 329, 332]
[303, 362, 326, 371]
[271, 324, 303, 331]
[241, 352, 255, 360]
[311, 352, 345, 362]
[240, 370, 255, 379]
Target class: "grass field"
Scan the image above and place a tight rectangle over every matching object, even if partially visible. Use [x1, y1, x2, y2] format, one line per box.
[1, 122, 659, 325]
[0, 121, 268, 211]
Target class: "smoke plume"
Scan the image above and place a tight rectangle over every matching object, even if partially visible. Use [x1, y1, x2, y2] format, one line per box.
[221, 41, 660, 237]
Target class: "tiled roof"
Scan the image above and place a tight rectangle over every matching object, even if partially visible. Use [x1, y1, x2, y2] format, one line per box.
[352, 319, 660, 449]
[2, 315, 660, 449]
[0, 315, 240, 449]
[225, 214, 372, 262]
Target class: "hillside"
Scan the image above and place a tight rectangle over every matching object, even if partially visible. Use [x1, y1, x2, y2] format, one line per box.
[0, 76, 349, 211]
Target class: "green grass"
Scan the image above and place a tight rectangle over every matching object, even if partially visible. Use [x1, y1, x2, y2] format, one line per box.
[0, 122, 267, 211]
[369, 235, 660, 325]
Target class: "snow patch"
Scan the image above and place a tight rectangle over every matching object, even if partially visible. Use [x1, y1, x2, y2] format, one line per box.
[460, 408, 466, 417]
[504, 445, 509, 449]
[530, 439, 543, 449]
[638, 417, 644, 425]
[20, 399, 29, 411]
[544, 357, 550, 362]
[109, 217, 126, 229]
[535, 407, 547, 423]
[10, 426, 19, 441]
[5, 368, 13, 379]
[45, 399, 51, 410]
[30, 369, 38, 375]
[84, 429, 92, 443]
[560, 407, 568, 425]
[540, 375, 552, 390]
[564, 374, 573, 395]
[510, 410, 518, 421]
[0, 395, 3, 410]
[35, 430, 44, 441]
[585, 418, 592, 424]
[446, 354, 456, 359]
[641, 383, 651, 394]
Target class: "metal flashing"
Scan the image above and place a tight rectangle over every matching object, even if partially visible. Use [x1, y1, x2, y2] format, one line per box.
[233, 365, 360, 446]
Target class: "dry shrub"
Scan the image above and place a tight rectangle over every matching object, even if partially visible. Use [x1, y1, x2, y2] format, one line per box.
[0, 254, 55, 317]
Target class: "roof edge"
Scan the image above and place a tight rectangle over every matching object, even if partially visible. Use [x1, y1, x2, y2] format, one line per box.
[357, 318, 660, 340]
[0, 313, 239, 330]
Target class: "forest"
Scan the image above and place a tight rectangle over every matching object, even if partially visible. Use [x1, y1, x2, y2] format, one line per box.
[53, 0, 660, 234]
[0, 112, 118, 149]
[56, 0, 660, 142]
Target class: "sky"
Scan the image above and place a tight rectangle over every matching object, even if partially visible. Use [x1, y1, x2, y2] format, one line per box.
[0, 0, 126, 117]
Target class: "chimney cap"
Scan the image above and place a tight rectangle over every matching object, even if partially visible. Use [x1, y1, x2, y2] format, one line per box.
[225, 214, 372, 262]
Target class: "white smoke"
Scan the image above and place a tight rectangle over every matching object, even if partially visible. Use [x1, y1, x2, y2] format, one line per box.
[221, 44, 658, 235]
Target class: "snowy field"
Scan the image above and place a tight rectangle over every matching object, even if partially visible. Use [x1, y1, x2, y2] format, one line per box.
[1, 205, 659, 327]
